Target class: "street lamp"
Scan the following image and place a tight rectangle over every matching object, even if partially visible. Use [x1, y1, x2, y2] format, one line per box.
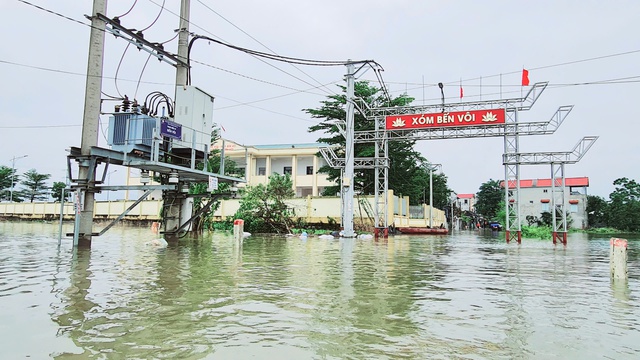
[10, 154, 28, 203]
[106, 169, 117, 201]
[424, 163, 442, 228]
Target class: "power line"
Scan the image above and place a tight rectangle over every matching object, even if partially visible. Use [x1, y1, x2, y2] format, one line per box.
[139, 0, 165, 32]
[194, 0, 340, 96]
[0, 58, 173, 86]
[189, 59, 329, 96]
[16, 0, 347, 105]
[145, 0, 342, 96]
[215, 81, 341, 110]
[387, 48, 640, 87]
[115, 0, 138, 18]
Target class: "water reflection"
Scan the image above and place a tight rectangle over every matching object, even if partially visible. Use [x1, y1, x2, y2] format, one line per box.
[2, 223, 640, 359]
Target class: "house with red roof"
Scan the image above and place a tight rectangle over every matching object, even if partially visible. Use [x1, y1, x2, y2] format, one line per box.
[456, 193, 476, 212]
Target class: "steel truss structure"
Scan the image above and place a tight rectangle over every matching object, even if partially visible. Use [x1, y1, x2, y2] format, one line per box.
[321, 81, 595, 243]
[502, 136, 598, 244]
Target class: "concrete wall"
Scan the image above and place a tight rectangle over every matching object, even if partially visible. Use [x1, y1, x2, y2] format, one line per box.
[0, 200, 163, 220]
[0, 195, 447, 229]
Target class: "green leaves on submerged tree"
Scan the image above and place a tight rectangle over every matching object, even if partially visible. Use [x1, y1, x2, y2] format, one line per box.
[234, 173, 295, 234]
[304, 81, 451, 206]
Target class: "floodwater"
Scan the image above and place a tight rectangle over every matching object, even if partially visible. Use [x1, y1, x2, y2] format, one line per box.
[1, 222, 639, 359]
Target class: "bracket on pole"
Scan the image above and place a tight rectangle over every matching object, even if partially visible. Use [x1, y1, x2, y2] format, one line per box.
[162, 193, 231, 236]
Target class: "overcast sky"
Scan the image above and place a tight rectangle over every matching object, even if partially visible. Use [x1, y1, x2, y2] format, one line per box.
[1, 0, 638, 199]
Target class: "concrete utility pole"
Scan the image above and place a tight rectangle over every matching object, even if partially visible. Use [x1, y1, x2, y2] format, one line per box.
[175, 0, 190, 87]
[76, 0, 107, 247]
[163, 0, 191, 239]
[342, 62, 356, 237]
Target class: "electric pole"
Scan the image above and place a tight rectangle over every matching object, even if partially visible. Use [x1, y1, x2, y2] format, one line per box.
[163, 0, 191, 240]
[342, 62, 356, 237]
[76, 0, 107, 247]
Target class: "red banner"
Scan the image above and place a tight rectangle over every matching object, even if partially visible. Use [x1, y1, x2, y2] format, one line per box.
[385, 108, 506, 130]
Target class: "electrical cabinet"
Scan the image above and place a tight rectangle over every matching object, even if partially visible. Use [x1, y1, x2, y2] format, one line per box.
[173, 86, 214, 153]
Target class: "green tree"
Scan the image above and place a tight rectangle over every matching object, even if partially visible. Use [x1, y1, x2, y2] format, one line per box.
[305, 81, 451, 206]
[19, 169, 51, 202]
[51, 181, 70, 202]
[475, 179, 503, 219]
[190, 124, 241, 232]
[234, 173, 295, 234]
[607, 177, 640, 231]
[586, 195, 607, 228]
[0, 165, 14, 201]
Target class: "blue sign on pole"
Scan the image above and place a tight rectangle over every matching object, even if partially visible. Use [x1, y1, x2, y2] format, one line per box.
[161, 119, 182, 140]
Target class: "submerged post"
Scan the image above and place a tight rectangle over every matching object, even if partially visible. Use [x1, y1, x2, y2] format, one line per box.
[233, 219, 244, 243]
[610, 238, 628, 280]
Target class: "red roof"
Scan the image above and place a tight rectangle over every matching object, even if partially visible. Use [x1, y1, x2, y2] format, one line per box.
[500, 177, 589, 189]
[457, 193, 475, 199]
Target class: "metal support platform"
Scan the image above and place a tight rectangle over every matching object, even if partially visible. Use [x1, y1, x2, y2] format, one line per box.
[66, 146, 244, 242]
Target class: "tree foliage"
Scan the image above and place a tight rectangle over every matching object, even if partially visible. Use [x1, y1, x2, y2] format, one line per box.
[586, 195, 607, 228]
[19, 169, 51, 202]
[234, 173, 295, 234]
[475, 179, 503, 219]
[606, 177, 640, 231]
[51, 181, 70, 202]
[305, 81, 451, 207]
[190, 124, 241, 232]
[0, 165, 14, 201]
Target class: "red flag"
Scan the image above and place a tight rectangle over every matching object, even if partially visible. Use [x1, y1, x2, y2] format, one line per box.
[459, 85, 464, 99]
[521, 68, 530, 86]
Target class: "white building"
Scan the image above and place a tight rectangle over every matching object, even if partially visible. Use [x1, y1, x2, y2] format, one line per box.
[211, 139, 334, 197]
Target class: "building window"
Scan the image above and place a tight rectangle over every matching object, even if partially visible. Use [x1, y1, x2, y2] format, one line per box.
[306, 166, 313, 175]
[541, 203, 550, 212]
[258, 167, 266, 176]
[283, 166, 292, 175]
[543, 189, 548, 193]
[570, 204, 578, 213]
[464, 199, 468, 204]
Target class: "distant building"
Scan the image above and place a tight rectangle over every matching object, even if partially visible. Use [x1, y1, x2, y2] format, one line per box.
[211, 139, 334, 197]
[457, 193, 476, 212]
[501, 177, 589, 229]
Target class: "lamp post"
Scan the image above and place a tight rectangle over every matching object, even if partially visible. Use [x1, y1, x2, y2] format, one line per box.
[10, 154, 28, 203]
[425, 163, 442, 228]
[106, 169, 117, 201]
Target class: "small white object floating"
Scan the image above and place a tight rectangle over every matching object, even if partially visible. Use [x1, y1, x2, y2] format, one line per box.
[243, 232, 251, 238]
[146, 238, 168, 248]
[299, 231, 308, 239]
[318, 234, 335, 240]
[358, 234, 374, 239]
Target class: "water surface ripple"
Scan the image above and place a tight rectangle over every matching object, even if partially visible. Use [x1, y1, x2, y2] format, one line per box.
[1, 222, 639, 359]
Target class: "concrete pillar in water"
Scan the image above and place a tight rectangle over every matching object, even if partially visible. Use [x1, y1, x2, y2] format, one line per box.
[233, 219, 244, 243]
[610, 238, 628, 280]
